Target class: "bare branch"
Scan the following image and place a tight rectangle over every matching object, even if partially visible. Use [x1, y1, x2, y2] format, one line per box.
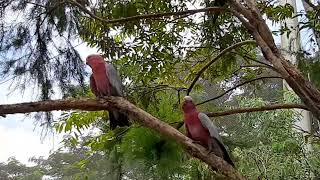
[293, 124, 320, 139]
[231, 65, 273, 76]
[234, 52, 275, 70]
[171, 103, 308, 130]
[0, 97, 244, 179]
[39, 1, 68, 26]
[197, 76, 282, 106]
[26, 2, 46, 8]
[187, 40, 257, 95]
[302, 0, 317, 9]
[206, 104, 308, 117]
[68, 0, 226, 24]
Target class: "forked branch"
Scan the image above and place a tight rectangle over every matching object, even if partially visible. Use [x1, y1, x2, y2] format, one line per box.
[187, 40, 257, 95]
[197, 76, 282, 106]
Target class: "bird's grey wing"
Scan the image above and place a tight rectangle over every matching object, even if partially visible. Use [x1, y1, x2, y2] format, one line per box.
[105, 63, 123, 96]
[198, 112, 222, 142]
[199, 113, 235, 166]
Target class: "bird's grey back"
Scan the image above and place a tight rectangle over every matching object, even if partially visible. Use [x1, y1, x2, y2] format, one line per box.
[198, 113, 222, 142]
[105, 63, 123, 96]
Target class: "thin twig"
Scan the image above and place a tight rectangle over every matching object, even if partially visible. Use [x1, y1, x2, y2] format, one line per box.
[68, 0, 226, 25]
[171, 103, 308, 129]
[303, 0, 317, 9]
[231, 51, 275, 70]
[206, 104, 308, 117]
[197, 76, 282, 106]
[187, 40, 257, 95]
[231, 65, 272, 76]
[39, 1, 68, 26]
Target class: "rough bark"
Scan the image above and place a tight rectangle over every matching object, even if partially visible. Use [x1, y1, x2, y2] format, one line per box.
[229, 0, 320, 120]
[0, 97, 245, 180]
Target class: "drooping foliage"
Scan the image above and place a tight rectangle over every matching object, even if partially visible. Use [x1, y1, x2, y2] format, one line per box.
[0, 0, 87, 100]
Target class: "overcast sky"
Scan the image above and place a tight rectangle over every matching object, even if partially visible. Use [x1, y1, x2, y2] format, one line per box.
[0, 43, 98, 165]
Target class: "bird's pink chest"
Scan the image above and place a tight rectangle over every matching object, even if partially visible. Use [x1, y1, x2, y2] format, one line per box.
[185, 113, 210, 145]
[92, 65, 110, 95]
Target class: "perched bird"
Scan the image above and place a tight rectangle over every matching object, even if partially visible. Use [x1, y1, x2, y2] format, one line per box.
[86, 54, 129, 129]
[182, 96, 234, 166]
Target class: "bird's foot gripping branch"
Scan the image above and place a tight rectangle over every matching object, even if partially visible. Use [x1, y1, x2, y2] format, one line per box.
[0, 96, 244, 180]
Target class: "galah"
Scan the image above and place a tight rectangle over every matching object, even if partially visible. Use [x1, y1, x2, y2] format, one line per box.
[182, 96, 234, 166]
[86, 54, 129, 129]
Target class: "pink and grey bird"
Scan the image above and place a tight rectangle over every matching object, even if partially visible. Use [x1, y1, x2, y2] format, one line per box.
[182, 96, 234, 166]
[86, 54, 129, 129]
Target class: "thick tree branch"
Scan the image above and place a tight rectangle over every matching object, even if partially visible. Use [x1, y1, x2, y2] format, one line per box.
[302, 0, 317, 9]
[0, 97, 245, 180]
[187, 40, 257, 95]
[229, 0, 320, 120]
[197, 76, 282, 106]
[68, 0, 225, 24]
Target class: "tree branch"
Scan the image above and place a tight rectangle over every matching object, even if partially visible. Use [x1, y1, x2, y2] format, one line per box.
[231, 65, 273, 76]
[206, 103, 308, 117]
[171, 103, 308, 130]
[197, 76, 282, 106]
[187, 40, 257, 95]
[302, 0, 317, 9]
[293, 124, 320, 139]
[236, 53, 275, 70]
[0, 97, 245, 180]
[39, 1, 68, 26]
[68, 0, 226, 24]
[229, 0, 320, 120]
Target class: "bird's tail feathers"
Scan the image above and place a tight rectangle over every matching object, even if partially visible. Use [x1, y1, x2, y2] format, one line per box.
[216, 140, 235, 167]
[210, 138, 235, 167]
[109, 110, 130, 130]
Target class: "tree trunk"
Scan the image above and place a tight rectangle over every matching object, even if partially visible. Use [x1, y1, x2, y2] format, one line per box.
[229, 0, 320, 121]
[280, 0, 313, 152]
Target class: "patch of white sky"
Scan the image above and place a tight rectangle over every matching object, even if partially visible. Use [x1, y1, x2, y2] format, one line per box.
[0, 39, 99, 166]
[0, 0, 319, 165]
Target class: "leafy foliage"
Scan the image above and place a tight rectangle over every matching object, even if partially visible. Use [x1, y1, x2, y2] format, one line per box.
[298, 54, 320, 89]
[0, 0, 88, 100]
[223, 97, 317, 179]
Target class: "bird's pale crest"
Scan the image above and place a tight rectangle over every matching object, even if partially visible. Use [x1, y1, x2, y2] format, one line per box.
[184, 96, 193, 101]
